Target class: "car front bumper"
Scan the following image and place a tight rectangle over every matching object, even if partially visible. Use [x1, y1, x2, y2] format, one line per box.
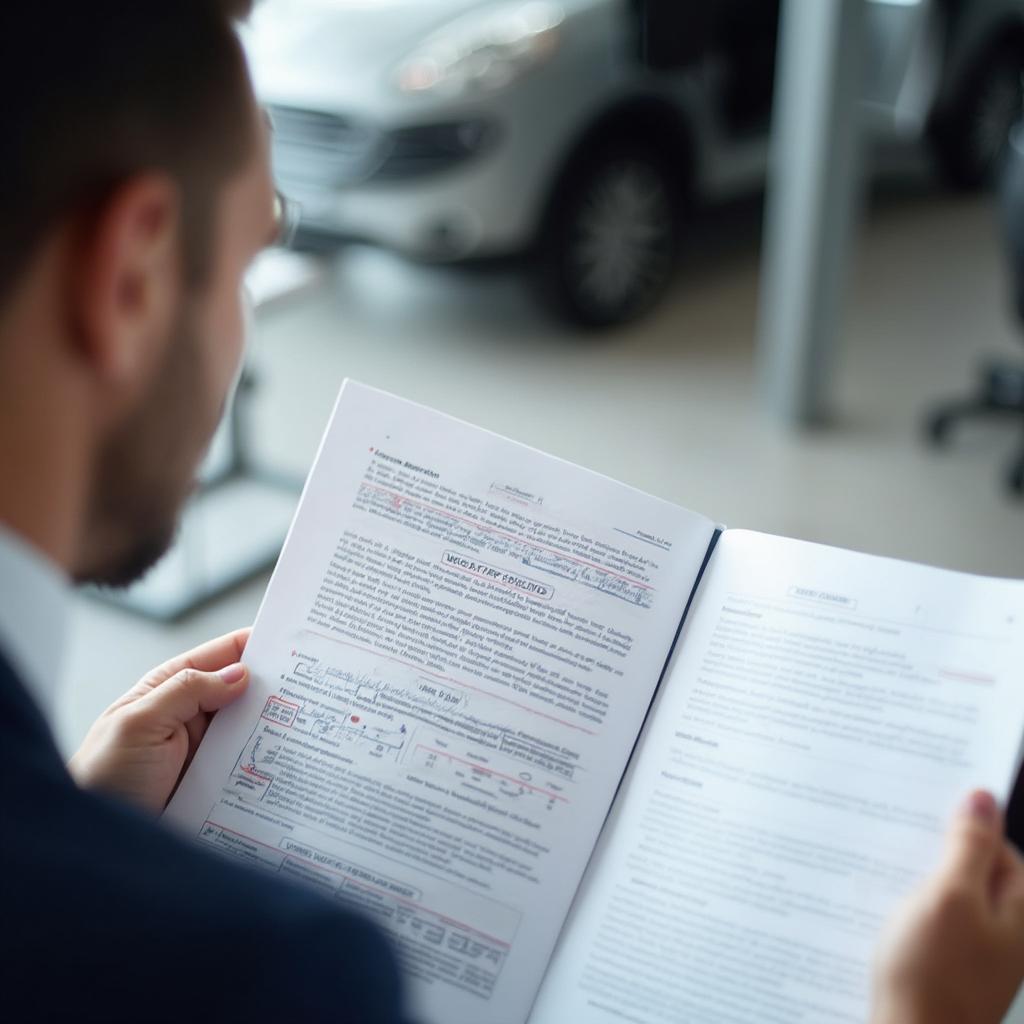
[270, 107, 567, 262]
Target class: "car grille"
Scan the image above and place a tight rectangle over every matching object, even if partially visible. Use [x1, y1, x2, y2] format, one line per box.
[266, 105, 387, 187]
[373, 121, 498, 181]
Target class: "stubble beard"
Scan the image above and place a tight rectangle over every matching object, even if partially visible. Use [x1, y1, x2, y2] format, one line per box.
[76, 307, 216, 589]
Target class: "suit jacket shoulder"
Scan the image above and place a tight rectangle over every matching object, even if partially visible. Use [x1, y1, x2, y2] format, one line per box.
[0, 652, 410, 1023]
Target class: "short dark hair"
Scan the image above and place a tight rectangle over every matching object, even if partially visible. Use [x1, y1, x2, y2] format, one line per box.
[0, 1, 255, 299]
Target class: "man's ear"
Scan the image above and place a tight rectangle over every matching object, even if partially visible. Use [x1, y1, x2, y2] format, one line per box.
[70, 173, 181, 394]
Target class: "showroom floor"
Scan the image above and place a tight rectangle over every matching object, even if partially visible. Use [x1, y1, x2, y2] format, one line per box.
[53, 168, 1024, 1022]
[56, 172, 1024, 751]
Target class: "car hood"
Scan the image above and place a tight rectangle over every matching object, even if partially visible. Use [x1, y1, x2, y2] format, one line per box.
[244, 0, 498, 107]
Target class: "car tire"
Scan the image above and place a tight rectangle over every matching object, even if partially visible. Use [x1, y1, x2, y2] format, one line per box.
[534, 140, 681, 329]
[929, 37, 1024, 191]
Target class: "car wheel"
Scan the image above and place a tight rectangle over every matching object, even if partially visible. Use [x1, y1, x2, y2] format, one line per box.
[929, 39, 1024, 191]
[535, 142, 680, 328]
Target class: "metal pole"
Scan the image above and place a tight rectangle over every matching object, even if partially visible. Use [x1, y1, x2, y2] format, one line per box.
[756, 0, 867, 426]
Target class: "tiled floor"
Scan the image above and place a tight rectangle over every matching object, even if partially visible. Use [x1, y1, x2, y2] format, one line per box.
[53, 174, 1024, 1021]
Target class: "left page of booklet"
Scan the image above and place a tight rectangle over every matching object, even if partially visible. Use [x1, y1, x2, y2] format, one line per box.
[165, 379, 718, 1024]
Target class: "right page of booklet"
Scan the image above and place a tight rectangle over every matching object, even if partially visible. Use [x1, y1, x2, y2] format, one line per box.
[530, 528, 1024, 1024]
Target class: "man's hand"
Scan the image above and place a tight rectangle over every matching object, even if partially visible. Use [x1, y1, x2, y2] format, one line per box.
[871, 790, 1024, 1024]
[68, 628, 251, 814]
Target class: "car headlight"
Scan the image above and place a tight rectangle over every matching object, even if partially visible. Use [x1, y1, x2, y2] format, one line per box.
[395, 1, 564, 99]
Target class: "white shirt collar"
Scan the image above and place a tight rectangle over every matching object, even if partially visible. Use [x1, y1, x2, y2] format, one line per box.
[0, 523, 71, 723]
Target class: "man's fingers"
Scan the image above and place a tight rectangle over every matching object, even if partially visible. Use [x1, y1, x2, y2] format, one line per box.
[131, 663, 249, 730]
[940, 790, 1004, 892]
[142, 628, 252, 691]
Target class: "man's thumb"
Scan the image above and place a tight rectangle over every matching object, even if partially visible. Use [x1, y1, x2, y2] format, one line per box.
[135, 663, 249, 726]
[942, 789, 1003, 888]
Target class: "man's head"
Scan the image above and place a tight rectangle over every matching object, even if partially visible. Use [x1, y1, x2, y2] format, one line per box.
[0, 1, 278, 584]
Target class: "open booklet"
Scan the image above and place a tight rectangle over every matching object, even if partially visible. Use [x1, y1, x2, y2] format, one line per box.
[166, 380, 1024, 1024]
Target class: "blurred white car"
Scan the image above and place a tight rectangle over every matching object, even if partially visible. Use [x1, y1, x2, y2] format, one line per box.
[245, 0, 1024, 327]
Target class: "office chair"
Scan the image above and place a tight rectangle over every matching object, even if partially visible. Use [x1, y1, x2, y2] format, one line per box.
[925, 119, 1024, 493]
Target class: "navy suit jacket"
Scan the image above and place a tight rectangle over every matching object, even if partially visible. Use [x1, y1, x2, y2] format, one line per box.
[0, 651, 411, 1022]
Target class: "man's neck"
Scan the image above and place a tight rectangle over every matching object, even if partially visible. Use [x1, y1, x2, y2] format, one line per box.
[0, 332, 82, 723]
[0, 362, 92, 576]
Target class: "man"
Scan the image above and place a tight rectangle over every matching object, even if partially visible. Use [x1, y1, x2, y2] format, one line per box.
[0, 4, 407, 1021]
[0, 3, 1020, 1022]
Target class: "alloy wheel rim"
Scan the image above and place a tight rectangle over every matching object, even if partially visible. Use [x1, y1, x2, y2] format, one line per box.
[568, 158, 674, 315]
[971, 65, 1024, 175]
